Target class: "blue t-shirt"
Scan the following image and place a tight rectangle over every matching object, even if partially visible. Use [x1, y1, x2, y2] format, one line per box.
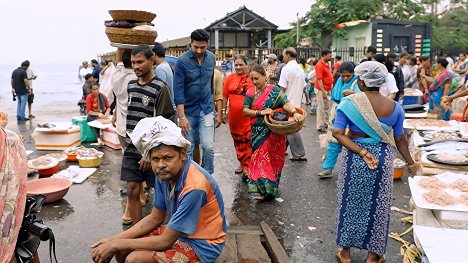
[173, 49, 215, 116]
[155, 61, 175, 109]
[153, 160, 226, 263]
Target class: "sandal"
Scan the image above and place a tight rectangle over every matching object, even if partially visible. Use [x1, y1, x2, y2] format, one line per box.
[290, 156, 308, 162]
[335, 248, 352, 263]
[235, 166, 243, 174]
[318, 169, 333, 179]
[378, 256, 385, 263]
[121, 215, 132, 225]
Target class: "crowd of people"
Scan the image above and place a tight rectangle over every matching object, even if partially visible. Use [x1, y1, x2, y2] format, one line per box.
[71, 36, 468, 262]
[9, 26, 468, 262]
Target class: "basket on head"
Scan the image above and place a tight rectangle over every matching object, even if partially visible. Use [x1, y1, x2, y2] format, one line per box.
[105, 27, 157, 45]
[264, 107, 306, 135]
[108, 10, 156, 23]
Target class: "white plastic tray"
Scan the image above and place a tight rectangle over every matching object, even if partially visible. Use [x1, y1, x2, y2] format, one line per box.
[409, 172, 468, 212]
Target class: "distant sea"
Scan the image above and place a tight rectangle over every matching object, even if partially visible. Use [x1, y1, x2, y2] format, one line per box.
[0, 64, 83, 113]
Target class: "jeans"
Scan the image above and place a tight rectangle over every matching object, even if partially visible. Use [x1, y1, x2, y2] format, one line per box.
[16, 93, 28, 120]
[186, 112, 215, 174]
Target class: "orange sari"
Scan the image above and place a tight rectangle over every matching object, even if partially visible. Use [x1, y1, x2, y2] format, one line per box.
[223, 73, 254, 171]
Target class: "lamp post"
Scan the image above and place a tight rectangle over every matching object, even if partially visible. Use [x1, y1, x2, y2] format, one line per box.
[296, 12, 299, 48]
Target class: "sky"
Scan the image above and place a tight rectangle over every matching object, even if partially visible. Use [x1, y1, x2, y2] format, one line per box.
[0, 0, 312, 65]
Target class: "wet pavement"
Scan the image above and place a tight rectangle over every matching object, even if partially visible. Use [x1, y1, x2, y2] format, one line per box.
[2, 93, 414, 263]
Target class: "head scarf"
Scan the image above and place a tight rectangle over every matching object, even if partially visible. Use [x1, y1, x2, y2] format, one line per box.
[128, 117, 191, 158]
[354, 61, 388, 87]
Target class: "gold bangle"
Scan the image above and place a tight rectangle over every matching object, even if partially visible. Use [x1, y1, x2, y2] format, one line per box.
[359, 149, 368, 157]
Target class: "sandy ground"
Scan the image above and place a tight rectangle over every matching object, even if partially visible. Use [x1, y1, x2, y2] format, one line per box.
[2, 93, 414, 263]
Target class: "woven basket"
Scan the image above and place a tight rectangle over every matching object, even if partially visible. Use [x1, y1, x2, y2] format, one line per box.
[264, 107, 307, 135]
[108, 10, 156, 23]
[105, 27, 157, 45]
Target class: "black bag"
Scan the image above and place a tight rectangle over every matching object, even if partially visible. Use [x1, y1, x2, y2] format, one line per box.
[272, 111, 289, 121]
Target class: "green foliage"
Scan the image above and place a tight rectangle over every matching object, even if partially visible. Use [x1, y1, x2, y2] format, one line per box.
[415, 7, 468, 51]
[276, 0, 425, 47]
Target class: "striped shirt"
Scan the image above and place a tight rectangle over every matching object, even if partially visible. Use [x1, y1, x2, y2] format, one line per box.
[124, 77, 175, 157]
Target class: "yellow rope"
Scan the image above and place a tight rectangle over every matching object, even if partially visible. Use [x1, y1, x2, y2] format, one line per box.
[389, 225, 422, 263]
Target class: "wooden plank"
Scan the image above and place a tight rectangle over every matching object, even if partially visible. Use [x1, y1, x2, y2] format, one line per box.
[227, 225, 263, 236]
[237, 234, 271, 263]
[215, 234, 238, 263]
[260, 221, 291, 263]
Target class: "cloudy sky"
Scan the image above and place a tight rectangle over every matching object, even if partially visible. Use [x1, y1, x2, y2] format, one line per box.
[0, 0, 312, 65]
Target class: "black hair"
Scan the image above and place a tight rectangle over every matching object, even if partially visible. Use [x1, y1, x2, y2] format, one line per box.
[387, 52, 397, 59]
[21, 60, 30, 67]
[407, 50, 415, 55]
[299, 57, 306, 67]
[419, 56, 430, 62]
[122, 50, 132, 68]
[152, 42, 166, 58]
[234, 55, 248, 64]
[190, 29, 210, 42]
[250, 64, 266, 76]
[84, 73, 93, 80]
[313, 60, 319, 66]
[321, 49, 332, 57]
[374, 54, 386, 64]
[338, 61, 355, 73]
[366, 46, 377, 54]
[336, 55, 342, 60]
[225, 54, 232, 58]
[410, 57, 417, 65]
[91, 82, 100, 88]
[277, 54, 284, 62]
[152, 144, 183, 154]
[285, 49, 297, 58]
[91, 59, 98, 64]
[131, 45, 154, 59]
[460, 52, 466, 57]
[437, 58, 449, 68]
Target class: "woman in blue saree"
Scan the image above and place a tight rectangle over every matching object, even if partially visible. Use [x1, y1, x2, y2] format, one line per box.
[332, 61, 417, 263]
[319, 62, 360, 178]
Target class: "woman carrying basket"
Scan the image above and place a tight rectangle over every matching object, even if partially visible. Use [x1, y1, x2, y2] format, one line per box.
[243, 65, 304, 201]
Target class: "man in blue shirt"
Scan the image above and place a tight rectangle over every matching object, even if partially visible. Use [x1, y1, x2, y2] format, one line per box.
[153, 42, 176, 121]
[174, 29, 216, 174]
[91, 117, 226, 263]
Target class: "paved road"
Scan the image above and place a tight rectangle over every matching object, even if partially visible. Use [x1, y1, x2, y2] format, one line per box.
[3, 95, 414, 263]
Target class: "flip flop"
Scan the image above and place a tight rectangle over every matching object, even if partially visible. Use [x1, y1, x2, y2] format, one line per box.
[290, 156, 307, 162]
[235, 166, 243, 174]
[318, 169, 333, 179]
[335, 248, 352, 263]
[121, 215, 132, 225]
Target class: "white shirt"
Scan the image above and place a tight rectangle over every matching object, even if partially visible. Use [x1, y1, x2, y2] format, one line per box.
[446, 57, 454, 71]
[111, 62, 137, 137]
[79, 67, 92, 78]
[100, 63, 115, 100]
[379, 73, 399, 96]
[400, 64, 411, 86]
[26, 68, 34, 88]
[278, 60, 306, 107]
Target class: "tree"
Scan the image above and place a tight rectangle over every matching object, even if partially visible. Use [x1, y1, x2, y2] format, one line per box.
[417, 7, 468, 52]
[275, 0, 425, 48]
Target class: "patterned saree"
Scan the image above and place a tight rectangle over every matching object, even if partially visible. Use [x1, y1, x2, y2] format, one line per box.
[335, 93, 397, 256]
[243, 85, 288, 198]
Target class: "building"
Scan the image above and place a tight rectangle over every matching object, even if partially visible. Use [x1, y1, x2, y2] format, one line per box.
[162, 6, 281, 51]
[332, 19, 432, 58]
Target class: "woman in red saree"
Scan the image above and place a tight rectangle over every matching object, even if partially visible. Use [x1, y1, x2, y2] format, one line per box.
[222, 56, 255, 178]
[243, 65, 304, 201]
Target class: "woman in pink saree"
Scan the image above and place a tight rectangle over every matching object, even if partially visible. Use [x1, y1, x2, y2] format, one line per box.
[0, 118, 28, 263]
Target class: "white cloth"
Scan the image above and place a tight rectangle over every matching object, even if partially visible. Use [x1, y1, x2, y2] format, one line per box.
[79, 67, 92, 78]
[99, 63, 115, 100]
[111, 62, 136, 137]
[26, 68, 35, 88]
[354, 61, 388, 88]
[400, 64, 411, 86]
[446, 57, 454, 71]
[379, 73, 399, 96]
[278, 60, 306, 107]
[129, 116, 191, 158]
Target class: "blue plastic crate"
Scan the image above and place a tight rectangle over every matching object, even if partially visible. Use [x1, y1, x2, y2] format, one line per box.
[402, 95, 420, 106]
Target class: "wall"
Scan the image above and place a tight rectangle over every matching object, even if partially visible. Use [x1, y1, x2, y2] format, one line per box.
[332, 23, 372, 49]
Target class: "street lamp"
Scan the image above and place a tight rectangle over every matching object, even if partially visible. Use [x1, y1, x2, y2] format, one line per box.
[296, 12, 299, 48]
